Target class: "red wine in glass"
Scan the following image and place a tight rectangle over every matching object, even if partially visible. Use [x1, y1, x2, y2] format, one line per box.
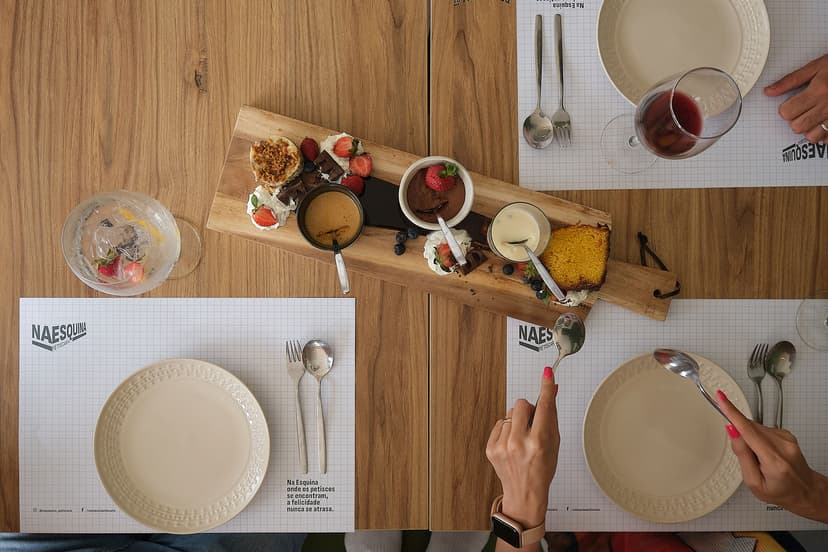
[638, 91, 703, 157]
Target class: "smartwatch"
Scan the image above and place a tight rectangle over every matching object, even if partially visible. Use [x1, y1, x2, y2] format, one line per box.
[490, 495, 545, 548]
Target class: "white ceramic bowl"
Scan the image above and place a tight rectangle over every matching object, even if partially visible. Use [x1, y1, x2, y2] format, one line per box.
[398, 156, 474, 231]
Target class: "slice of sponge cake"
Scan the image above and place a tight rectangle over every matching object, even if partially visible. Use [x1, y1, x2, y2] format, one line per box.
[541, 225, 610, 291]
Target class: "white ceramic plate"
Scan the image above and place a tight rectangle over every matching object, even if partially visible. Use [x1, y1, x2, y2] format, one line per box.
[583, 353, 750, 523]
[94, 359, 270, 533]
[597, 0, 770, 105]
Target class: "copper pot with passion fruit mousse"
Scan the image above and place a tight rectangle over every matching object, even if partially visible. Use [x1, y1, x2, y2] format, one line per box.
[297, 185, 364, 294]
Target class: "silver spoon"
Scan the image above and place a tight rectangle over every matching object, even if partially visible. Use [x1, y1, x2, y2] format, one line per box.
[766, 340, 796, 429]
[549, 313, 585, 372]
[303, 339, 334, 474]
[522, 14, 554, 149]
[654, 349, 730, 422]
[507, 239, 565, 301]
[529, 313, 585, 424]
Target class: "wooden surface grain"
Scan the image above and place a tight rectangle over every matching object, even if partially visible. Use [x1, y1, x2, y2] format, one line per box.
[0, 0, 429, 531]
[429, 0, 828, 530]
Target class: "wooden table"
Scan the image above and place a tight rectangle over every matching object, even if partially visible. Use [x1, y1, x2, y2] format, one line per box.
[1, 0, 826, 533]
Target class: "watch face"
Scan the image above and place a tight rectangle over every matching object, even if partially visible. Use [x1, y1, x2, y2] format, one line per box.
[492, 515, 521, 547]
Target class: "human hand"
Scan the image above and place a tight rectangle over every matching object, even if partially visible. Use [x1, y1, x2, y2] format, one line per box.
[765, 54, 828, 144]
[486, 366, 560, 530]
[716, 389, 828, 523]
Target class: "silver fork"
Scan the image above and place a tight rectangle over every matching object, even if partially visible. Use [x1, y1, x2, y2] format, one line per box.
[552, 14, 572, 147]
[286, 340, 308, 473]
[747, 343, 768, 424]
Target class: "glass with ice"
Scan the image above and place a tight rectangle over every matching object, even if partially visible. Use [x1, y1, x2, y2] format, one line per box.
[61, 191, 184, 295]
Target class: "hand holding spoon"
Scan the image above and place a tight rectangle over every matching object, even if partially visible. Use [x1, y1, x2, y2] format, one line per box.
[766, 340, 796, 428]
[654, 349, 730, 422]
[303, 339, 334, 474]
[549, 313, 585, 372]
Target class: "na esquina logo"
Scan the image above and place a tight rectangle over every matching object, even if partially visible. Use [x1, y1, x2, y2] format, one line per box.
[781, 138, 828, 163]
[31, 322, 87, 351]
[518, 324, 556, 352]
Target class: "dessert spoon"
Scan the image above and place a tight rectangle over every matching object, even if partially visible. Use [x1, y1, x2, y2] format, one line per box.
[766, 340, 796, 428]
[507, 239, 565, 301]
[654, 349, 730, 422]
[523, 14, 555, 149]
[303, 339, 334, 474]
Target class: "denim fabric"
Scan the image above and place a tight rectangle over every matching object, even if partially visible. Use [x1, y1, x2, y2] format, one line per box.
[0, 533, 307, 552]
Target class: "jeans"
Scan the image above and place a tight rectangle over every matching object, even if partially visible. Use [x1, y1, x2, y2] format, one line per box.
[0, 533, 307, 552]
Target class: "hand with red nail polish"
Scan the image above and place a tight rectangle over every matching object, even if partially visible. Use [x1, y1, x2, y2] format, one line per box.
[486, 367, 560, 549]
[764, 53, 828, 145]
[716, 390, 828, 523]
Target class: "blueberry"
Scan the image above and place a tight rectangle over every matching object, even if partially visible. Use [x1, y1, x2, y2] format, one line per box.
[396, 231, 407, 244]
[530, 280, 543, 292]
[394, 243, 406, 256]
[536, 289, 547, 300]
[502, 264, 514, 275]
[406, 227, 419, 240]
[303, 161, 316, 172]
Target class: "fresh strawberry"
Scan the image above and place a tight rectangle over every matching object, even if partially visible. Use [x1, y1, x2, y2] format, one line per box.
[341, 175, 365, 195]
[349, 154, 372, 177]
[95, 251, 121, 278]
[435, 242, 456, 271]
[424, 163, 458, 192]
[252, 205, 278, 227]
[333, 136, 360, 158]
[122, 261, 144, 284]
[300, 137, 319, 161]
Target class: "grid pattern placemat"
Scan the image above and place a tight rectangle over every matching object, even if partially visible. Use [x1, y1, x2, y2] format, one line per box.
[507, 300, 828, 531]
[516, 0, 828, 190]
[19, 298, 355, 533]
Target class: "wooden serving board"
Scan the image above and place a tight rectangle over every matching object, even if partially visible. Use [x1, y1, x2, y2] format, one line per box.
[207, 106, 676, 326]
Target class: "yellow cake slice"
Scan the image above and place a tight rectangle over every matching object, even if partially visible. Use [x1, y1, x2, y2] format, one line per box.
[541, 225, 610, 291]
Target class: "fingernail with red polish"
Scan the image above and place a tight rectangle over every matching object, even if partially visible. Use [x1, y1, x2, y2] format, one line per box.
[726, 424, 740, 439]
[716, 389, 728, 402]
[543, 366, 553, 379]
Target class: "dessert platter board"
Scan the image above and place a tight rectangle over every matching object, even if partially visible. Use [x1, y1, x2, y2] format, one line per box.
[207, 106, 676, 326]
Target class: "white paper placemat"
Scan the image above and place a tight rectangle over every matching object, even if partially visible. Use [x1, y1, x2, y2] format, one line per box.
[508, 300, 828, 531]
[19, 298, 355, 533]
[516, 0, 828, 190]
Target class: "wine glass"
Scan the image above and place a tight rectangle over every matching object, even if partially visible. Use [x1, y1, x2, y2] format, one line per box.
[61, 190, 201, 296]
[796, 290, 828, 351]
[601, 67, 743, 174]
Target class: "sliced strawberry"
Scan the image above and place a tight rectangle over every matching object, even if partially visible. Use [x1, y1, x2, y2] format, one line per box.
[333, 136, 360, 158]
[122, 261, 144, 284]
[252, 206, 278, 227]
[96, 254, 121, 278]
[349, 154, 372, 177]
[424, 163, 458, 192]
[435, 242, 456, 271]
[341, 175, 365, 196]
[300, 137, 319, 161]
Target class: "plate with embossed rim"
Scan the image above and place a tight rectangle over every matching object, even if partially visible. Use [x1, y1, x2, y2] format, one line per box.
[583, 352, 751, 523]
[597, 0, 770, 105]
[94, 359, 270, 533]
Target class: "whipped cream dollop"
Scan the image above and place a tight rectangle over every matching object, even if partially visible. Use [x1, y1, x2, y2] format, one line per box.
[423, 229, 472, 276]
[246, 185, 294, 230]
[319, 132, 364, 175]
[556, 289, 589, 307]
